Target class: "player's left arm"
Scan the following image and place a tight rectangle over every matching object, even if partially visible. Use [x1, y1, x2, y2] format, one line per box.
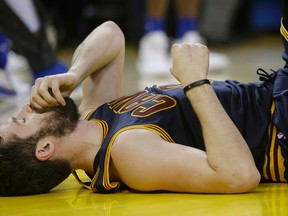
[30, 21, 125, 113]
[75, 21, 125, 114]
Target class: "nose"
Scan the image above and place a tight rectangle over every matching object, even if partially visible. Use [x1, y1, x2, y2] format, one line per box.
[24, 103, 33, 113]
[16, 104, 33, 119]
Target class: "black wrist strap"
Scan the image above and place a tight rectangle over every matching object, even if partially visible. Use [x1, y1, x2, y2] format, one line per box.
[183, 79, 210, 94]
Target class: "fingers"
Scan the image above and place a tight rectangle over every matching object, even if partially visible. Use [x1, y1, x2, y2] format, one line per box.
[171, 43, 209, 85]
[172, 43, 208, 56]
[51, 79, 66, 106]
[30, 76, 65, 109]
[30, 73, 79, 109]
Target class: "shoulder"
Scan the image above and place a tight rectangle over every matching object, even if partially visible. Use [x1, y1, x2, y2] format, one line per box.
[79, 108, 97, 120]
[109, 129, 172, 191]
[111, 129, 163, 158]
[113, 129, 163, 146]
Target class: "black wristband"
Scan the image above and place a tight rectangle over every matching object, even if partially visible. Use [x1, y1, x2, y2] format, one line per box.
[183, 79, 210, 94]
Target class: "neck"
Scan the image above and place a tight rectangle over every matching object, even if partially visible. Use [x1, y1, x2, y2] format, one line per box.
[64, 120, 102, 174]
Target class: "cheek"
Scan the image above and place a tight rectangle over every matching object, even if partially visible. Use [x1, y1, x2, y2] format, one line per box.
[15, 128, 31, 138]
[17, 120, 42, 139]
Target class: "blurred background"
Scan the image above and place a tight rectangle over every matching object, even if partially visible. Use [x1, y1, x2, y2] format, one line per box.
[40, 0, 281, 47]
[0, 0, 283, 124]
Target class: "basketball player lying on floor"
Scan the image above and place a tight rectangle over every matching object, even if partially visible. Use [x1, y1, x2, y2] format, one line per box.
[0, 1, 287, 196]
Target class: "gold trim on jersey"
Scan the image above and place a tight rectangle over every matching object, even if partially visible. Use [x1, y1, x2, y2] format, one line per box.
[74, 123, 175, 192]
[263, 102, 287, 182]
[99, 124, 175, 191]
[72, 118, 109, 192]
[280, 19, 288, 42]
[83, 109, 96, 120]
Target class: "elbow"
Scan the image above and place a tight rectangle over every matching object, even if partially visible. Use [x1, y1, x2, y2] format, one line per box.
[225, 168, 261, 193]
[102, 21, 125, 44]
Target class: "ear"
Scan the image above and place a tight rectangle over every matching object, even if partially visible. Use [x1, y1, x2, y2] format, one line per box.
[35, 138, 56, 161]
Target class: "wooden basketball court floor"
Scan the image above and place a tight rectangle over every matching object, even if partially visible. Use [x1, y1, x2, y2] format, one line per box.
[0, 32, 287, 215]
[1, 170, 288, 216]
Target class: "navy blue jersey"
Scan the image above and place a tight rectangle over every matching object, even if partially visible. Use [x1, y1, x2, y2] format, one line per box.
[73, 21, 288, 193]
[264, 21, 288, 182]
[74, 81, 274, 193]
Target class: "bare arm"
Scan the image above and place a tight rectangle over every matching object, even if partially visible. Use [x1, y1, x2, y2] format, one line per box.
[171, 43, 260, 189]
[111, 43, 260, 194]
[72, 21, 125, 113]
[30, 21, 125, 113]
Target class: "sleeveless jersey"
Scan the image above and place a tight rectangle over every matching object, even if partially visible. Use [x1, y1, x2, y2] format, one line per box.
[73, 21, 288, 193]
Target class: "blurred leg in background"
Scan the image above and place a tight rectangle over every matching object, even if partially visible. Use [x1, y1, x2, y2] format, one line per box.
[137, 0, 229, 77]
[0, 0, 68, 101]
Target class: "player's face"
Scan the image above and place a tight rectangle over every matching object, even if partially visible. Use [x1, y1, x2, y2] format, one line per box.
[0, 104, 49, 140]
[0, 97, 80, 144]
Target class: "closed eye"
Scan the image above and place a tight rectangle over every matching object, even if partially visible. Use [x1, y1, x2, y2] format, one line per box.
[11, 117, 26, 123]
[11, 117, 17, 123]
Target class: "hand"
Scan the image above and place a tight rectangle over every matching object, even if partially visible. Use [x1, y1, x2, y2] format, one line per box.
[170, 43, 209, 87]
[30, 73, 79, 109]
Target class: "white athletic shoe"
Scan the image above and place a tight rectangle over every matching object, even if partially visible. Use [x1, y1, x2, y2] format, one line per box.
[6, 51, 32, 84]
[0, 68, 17, 101]
[174, 31, 205, 44]
[137, 31, 171, 76]
[0, 67, 30, 103]
[175, 31, 230, 71]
